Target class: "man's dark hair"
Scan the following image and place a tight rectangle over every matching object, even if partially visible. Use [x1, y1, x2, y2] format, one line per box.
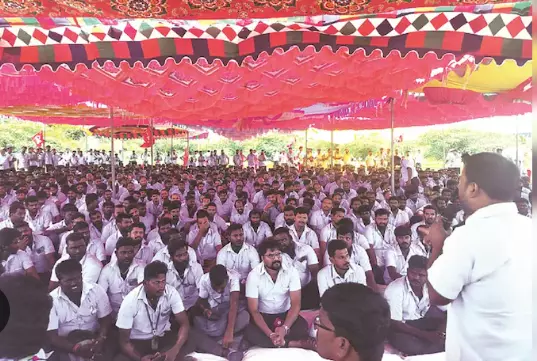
[409, 215, 424, 226]
[327, 238, 348, 257]
[331, 207, 345, 216]
[56, 259, 82, 280]
[65, 232, 85, 245]
[374, 208, 390, 218]
[357, 205, 371, 213]
[209, 264, 229, 287]
[0, 274, 52, 359]
[228, 223, 243, 234]
[144, 261, 169, 281]
[115, 213, 132, 223]
[257, 237, 280, 257]
[273, 227, 291, 238]
[408, 255, 428, 270]
[336, 223, 354, 238]
[24, 196, 38, 205]
[73, 221, 89, 233]
[196, 209, 209, 219]
[167, 235, 189, 256]
[129, 222, 146, 233]
[115, 237, 135, 250]
[321, 283, 390, 361]
[85, 193, 98, 205]
[0, 228, 21, 248]
[249, 210, 261, 219]
[294, 207, 309, 216]
[102, 201, 115, 209]
[423, 205, 437, 213]
[394, 225, 411, 237]
[464, 152, 520, 202]
[157, 218, 172, 228]
[8, 202, 25, 216]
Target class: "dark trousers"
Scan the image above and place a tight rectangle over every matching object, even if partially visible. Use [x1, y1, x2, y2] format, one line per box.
[244, 312, 309, 348]
[114, 328, 225, 361]
[372, 265, 386, 285]
[301, 281, 320, 310]
[388, 307, 446, 356]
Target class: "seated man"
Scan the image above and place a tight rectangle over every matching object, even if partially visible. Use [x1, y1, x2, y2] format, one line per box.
[319, 207, 346, 263]
[15, 221, 55, 283]
[187, 210, 222, 272]
[49, 232, 102, 291]
[315, 283, 390, 361]
[243, 210, 273, 247]
[245, 238, 313, 349]
[47, 259, 114, 360]
[288, 207, 320, 259]
[216, 223, 260, 284]
[384, 225, 428, 284]
[115, 261, 238, 361]
[194, 265, 250, 349]
[317, 239, 366, 297]
[98, 237, 145, 315]
[274, 227, 320, 310]
[323, 224, 377, 291]
[384, 255, 446, 356]
[0, 227, 40, 280]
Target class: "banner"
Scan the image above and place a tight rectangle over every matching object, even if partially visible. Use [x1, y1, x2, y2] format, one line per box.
[140, 128, 155, 148]
[32, 131, 44, 148]
[189, 132, 209, 140]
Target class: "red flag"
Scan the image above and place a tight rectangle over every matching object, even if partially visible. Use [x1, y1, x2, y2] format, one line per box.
[183, 148, 189, 167]
[140, 128, 155, 148]
[32, 131, 44, 148]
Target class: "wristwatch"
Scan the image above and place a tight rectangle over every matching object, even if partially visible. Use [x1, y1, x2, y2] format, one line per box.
[283, 325, 290, 335]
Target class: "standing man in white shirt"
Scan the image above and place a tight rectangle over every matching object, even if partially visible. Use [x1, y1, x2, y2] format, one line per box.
[245, 238, 313, 349]
[384, 255, 446, 356]
[426, 153, 531, 361]
[219, 150, 229, 167]
[47, 259, 114, 361]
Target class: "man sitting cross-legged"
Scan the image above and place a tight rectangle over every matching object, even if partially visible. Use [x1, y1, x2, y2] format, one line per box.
[194, 265, 250, 353]
[384, 255, 446, 356]
[244, 238, 314, 350]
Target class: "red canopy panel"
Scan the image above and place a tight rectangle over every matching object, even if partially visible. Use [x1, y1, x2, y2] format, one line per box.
[0, 4, 531, 70]
[0, 0, 525, 20]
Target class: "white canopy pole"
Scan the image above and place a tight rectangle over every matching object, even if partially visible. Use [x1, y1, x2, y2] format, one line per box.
[390, 98, 395, 191]
[110, 108, 116, 198]
[304, 128, 308, 168]
[330, 130, 334, 167]
[150, 119, 154, 167]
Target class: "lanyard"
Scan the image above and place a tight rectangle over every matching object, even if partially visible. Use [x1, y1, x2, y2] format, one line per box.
[144, 302, 161, 336]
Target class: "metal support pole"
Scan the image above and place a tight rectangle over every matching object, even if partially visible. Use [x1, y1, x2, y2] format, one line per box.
[304, 128, 308, 168]
[150, 119, 154, 167]
[42, 122, 46, 149]
[390, 98, 395, 191]
[515, 116, 519, 170]
[110, 108, 116, 198]
[330, 130, 334, 167]
[171, 126, 174, 163]
[186, 131, 190, 167]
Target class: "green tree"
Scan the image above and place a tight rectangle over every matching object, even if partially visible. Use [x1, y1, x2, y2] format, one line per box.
[419, 128, 515, 161]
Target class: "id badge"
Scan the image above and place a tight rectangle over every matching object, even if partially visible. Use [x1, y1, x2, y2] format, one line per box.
[151, 336, 159, 351]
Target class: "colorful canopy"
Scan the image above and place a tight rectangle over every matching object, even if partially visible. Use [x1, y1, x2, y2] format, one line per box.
[90, 125, 188, 139]
[0, 0, 523, 20]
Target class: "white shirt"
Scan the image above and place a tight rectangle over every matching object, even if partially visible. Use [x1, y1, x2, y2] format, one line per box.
[48, 282, 112, 337]
[186, 226, 222, 262]
[309, 209, 331, 233]
[24, 234, 55, 274]
[281, 242, 318, 287]
[98, 260, 145, 313]
[50, 254, 102, 284]
[288, 224, 319, 250]
[364, 224, 396, 267]
[116, 284, 185, 340]
[323, 242, 372, 273]
[317, 264, 366, 297]
[26, 210, 52, 235]
[198, 269, 240, 308]
[160, 255, 203, 311]
[243, 221, 273, 247]
[1, 250, 33, 276]
[388, 210, 410, 228]
[384, 243, 428, 283]
[384, 276, 430, 322]
[428, 203, 532, 361]
[246, 262, 301, 314]
[230, 209, 250, 225]
[217, 242, 260, 281]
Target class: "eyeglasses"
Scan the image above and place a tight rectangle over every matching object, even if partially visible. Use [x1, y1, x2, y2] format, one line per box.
[264, 252, 282, 260]
[313, 316, 335, 333]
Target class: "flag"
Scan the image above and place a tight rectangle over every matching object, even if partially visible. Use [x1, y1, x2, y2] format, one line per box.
[189, 132, 209, 140]
[396, 135, 404, 143]
[32, 131, 44, 148]
[183, 148, 189, 166]
[140, 128, 155, 148]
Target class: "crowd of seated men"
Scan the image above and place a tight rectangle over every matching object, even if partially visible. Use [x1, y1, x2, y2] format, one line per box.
[0, 152, 531, 361]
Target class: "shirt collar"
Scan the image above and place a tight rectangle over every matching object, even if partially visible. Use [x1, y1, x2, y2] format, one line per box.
[466, 202, 518, 225]
[57, 281, 94, 304]
[331, 264, 355, 280]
